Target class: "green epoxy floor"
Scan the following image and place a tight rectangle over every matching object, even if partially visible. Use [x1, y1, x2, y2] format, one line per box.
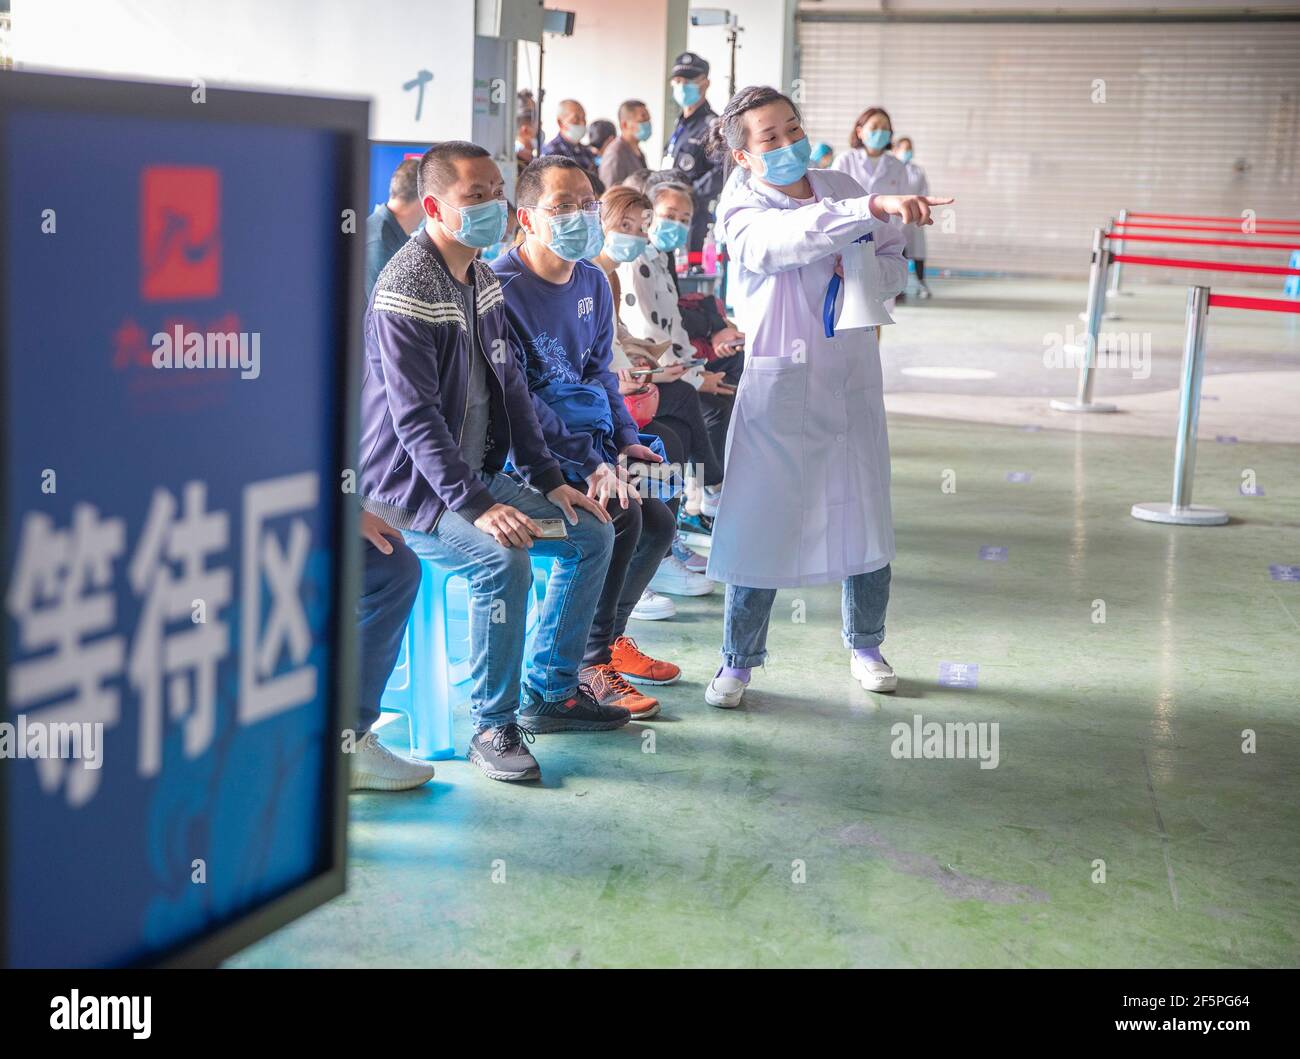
[231, 415, 1300, 968]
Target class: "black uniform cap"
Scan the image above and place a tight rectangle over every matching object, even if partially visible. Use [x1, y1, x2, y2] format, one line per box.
[671, 52, 709, 79]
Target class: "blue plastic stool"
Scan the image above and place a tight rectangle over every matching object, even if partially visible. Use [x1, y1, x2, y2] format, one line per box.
[1285, 251, 1300, 298]
[524, 554, 553, 662]
[380, 559, 472, 760]
[383, 554, 557, 758]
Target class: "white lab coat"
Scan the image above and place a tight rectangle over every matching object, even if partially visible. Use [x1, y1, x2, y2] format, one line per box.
[899, 160, 930, 259]
[705, 166, 907, 589]
[831, 147, 909, 198]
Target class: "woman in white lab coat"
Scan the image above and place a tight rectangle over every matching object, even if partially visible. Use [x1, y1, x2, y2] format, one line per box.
[894, 136, 932, 298]
[831, 106, 909, 198]
[701, 86, 950, 708]
[832, 107, 909, 322]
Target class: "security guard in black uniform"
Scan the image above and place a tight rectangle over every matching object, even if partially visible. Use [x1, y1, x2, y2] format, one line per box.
[665, 51, 723, 262]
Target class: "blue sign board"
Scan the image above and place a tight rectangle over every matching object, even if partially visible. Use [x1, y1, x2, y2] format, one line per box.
[369, 141, 429, 214]
[1, 73, 366, 967]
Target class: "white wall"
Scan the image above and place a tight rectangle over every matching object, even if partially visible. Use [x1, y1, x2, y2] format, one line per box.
[685, 0, 797, 103]
[10, 0, 477, 141]
[517, 0, 684, 166]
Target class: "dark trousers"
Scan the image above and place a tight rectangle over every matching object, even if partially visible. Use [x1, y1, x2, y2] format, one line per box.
[648, 379, 723, 487]
[698, 351, 743, 471]
[583, 495, 676, 666]
[640, 418, 685, 523]
[356, 537, 423, 734]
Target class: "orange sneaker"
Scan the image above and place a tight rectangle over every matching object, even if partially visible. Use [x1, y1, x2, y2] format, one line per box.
[610, 636, 681, 686]
[580, 663, 660, 719]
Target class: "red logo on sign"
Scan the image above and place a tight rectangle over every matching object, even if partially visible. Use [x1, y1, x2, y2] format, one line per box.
[141, 166, 221, 301]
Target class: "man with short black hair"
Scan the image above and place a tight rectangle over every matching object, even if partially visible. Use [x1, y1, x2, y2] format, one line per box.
[493, 156, 681, 720]
[360, 141, 625, 783]
[599, 99, 651, 190]
[365, 157, 423, 297]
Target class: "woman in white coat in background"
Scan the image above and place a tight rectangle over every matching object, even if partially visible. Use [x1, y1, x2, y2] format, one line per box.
[894, 136, 932, 299]
[832, 106, 909, 199]
[832, 106, 909, 324]
[701, 86, 950, 709]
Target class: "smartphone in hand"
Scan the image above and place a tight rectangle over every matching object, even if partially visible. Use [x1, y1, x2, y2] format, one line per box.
[534, 518, 569, 540]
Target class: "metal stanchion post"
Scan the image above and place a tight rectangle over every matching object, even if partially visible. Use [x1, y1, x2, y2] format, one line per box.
[1107, 208, 1130, 297]
[1132, 285, 1228, 526]
[1053, 227, 1119, 413]
[1080, 218, 1120, 322]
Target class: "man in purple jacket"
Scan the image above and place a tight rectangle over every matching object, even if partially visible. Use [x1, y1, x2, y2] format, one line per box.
[359, 141, 627, 784]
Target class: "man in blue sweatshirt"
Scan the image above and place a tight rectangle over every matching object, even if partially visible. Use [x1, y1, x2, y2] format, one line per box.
[359, 142, 627, 784]
[492, 157, 679, 721]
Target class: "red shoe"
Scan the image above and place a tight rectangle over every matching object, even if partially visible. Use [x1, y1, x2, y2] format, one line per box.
[610, 636, 681, 686]
[580, 664, 660, 720]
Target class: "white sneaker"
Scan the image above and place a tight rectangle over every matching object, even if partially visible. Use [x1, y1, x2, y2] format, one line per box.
[350, 730, 437, 791]
[649, 554, 715, 597]
[851, 653, 898, 693]
[630, 588, 676, 621]
[700, 484, 723, 518]
[705, 672, 747, 709]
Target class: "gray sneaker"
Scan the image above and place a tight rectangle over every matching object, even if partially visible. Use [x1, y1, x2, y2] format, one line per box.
[518, 683, 631, 734]
[469, 724, 541, 782]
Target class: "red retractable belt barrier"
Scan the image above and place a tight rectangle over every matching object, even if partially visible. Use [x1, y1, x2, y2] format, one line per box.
[1207, 293, 1300, 313]
[1109, 253, 1300, 277]
[1128, 211, 1300, 225]
[1115, 222, 1300, 237]
[1105, 232, 1300, 251]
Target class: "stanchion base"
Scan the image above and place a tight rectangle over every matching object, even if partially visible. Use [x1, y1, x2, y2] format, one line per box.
[1077, 310, 1120, 321]
[1050, 399, 1118, 413]
[1131, 502, 1229, 526]
[1106, 289, 1134, 298]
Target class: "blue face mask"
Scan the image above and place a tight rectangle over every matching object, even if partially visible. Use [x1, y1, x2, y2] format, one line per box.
[673, 81, 702, 109]
[748, 136, 812, 186]
[604, 231, 649, 263]
[866, 128, 892, 151]
[636, 120, 653, 142]
[649, 217, 689, 253]
[540, 209, 602, 261]
[898, 149, 913, 164]
[581, 213, 606, 258]
[437, 197, 507, 249]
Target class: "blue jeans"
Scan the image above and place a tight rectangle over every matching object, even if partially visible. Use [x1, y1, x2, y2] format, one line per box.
[402, 472, 614, 731]
[721, 565, 891, 668]
[356, 536, 423, 735]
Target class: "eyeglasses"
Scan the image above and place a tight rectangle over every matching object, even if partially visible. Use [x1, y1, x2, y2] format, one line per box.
[533, 201, 601, 218]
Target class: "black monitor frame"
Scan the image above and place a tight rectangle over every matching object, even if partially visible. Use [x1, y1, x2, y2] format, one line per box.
[0, 69, 367, 969]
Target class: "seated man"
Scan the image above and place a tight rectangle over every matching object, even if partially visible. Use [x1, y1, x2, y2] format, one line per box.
[365, 157, 424, 299]
[492, 156, 682, 720]
[350, 509, 432, 792]
[599, 99, 652, 190]
[360, 140, 625, 784]
[539, 98, 604, 194]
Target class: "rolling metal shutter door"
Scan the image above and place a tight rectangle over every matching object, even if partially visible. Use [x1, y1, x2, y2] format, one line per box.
[795, 17, 1300, 283]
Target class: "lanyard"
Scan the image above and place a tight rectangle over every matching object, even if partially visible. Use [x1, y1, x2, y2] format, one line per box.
[822, 234, 873, 339]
